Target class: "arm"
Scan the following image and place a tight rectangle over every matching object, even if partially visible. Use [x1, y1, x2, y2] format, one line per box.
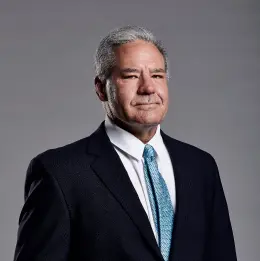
[205, 157, 237, 261]
[14, 156, 71, 261]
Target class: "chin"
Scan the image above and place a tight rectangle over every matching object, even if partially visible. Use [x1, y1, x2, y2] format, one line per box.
[132, 116, 162, 127]
[123, 109, 166, 127]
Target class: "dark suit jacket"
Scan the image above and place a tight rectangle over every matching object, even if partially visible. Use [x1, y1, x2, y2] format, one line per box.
[14, 122, 237, 261]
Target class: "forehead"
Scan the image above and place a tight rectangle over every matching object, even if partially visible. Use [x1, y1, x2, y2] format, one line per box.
[113, 40, 165, 68]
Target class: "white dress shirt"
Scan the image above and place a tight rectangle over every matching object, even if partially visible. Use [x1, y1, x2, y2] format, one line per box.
[105, 117, 176, 242]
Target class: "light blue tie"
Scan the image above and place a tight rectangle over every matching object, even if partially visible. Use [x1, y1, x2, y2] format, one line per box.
[143, 144, 174, 261]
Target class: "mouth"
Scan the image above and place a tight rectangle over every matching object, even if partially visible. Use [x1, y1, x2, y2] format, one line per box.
[135, 102, 160, 105]
[134, 103, 159, 110]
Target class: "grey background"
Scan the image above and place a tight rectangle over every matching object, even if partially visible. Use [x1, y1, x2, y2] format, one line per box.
[1, 0, 259, 260]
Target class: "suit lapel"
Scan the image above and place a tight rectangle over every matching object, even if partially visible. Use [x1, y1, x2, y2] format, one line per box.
[87, 122, 163, 260]
[161, 131, 192, 261]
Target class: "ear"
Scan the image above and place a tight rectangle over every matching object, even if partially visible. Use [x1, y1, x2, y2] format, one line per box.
[95, 76, 108, 101]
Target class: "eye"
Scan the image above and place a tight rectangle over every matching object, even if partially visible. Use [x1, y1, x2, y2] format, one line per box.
[122, 75, 138, 79]
[152, 75, 164, 79]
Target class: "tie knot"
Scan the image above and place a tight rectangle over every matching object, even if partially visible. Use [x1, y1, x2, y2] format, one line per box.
[143, 144, 156, 161]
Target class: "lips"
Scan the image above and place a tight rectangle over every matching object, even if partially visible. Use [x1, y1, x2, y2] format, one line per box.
[134, 102, 160, 106]
[134, 103, 159, 110]
[135, 103, 157, 105]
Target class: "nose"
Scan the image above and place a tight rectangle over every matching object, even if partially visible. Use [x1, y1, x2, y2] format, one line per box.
[137, 72, 156, 95]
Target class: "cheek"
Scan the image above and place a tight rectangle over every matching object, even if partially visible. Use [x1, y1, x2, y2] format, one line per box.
[116, 88, 136, 106]
[157, 84, 169, 103]
[164, 88, 169, 102]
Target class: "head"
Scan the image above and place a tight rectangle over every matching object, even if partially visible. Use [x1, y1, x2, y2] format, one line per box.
[94, 25, 169, 133]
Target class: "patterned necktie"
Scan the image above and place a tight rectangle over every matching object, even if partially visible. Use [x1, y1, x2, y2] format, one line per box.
[143, 144, 174, 261]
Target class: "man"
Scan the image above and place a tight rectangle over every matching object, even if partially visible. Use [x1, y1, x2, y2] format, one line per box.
[14, 26, 237, 261]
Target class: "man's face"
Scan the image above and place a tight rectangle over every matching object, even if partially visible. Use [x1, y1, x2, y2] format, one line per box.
[105, 40, 169, 128]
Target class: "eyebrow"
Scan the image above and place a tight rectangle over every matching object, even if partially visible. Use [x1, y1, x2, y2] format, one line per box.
[119, 68, 166, 74]
[150, 68, 166, 73]
[120, 68, 140, 73]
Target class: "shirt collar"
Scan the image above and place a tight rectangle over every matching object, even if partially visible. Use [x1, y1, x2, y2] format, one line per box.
[105, 116, 164, 161]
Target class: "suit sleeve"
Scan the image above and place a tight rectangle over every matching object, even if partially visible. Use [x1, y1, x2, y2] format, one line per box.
[14, 156, 71, 261]
[206, 156, 237, 261]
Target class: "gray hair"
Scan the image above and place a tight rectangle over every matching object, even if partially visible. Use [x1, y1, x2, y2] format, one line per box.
[94, 25, 169, 83]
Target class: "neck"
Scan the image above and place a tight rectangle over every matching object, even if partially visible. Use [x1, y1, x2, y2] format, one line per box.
[110, 117, 158, 144]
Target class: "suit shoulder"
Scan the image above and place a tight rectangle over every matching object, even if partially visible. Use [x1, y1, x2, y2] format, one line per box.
[32, 136, 92, 171]
[162, 133, 216, 164]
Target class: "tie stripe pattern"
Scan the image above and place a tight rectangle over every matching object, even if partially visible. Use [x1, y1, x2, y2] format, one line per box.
[143, 144, 174, 261]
